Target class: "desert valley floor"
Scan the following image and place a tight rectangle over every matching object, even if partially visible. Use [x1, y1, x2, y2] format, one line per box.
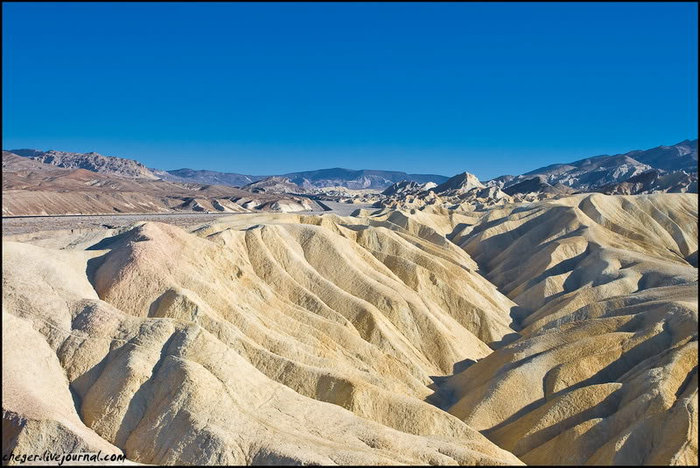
[2, 192, 698, 465]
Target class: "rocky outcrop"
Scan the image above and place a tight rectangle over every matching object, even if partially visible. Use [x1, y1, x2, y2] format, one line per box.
[11, 149, 160, 180]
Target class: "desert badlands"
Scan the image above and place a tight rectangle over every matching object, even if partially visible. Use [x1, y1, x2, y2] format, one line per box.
[2, 184, 698, 464]
[3, 1, 697, 464]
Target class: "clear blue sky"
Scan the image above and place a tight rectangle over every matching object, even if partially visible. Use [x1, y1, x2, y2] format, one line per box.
[2, 2, 697, 179]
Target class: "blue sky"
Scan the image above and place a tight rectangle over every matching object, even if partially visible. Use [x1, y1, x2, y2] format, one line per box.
[2, 2, 697, 179]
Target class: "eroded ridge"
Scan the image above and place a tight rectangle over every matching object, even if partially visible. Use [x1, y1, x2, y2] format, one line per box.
[2, 193, 697, 465]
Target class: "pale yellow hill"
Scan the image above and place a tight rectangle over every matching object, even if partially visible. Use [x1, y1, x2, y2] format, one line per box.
[2, 193, 696, 465]
[2, 211, 521, 465]
[438, 193, 698, 465]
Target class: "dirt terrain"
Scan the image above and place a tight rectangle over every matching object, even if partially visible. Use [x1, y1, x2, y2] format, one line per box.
[3, 193, 696, 465]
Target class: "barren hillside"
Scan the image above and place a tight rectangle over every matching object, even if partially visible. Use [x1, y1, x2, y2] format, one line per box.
[2, 152, 319, 216]
[2, 193, 696, 465]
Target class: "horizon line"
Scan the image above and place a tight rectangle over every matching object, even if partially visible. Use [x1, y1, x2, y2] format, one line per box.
[4, 136, 697, 180]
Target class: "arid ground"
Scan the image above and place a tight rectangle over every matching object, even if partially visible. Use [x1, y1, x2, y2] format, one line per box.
[3, 192, 697, 465]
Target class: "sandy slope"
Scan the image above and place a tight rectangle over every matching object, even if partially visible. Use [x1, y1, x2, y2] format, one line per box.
[439, 193, 698, 465]
[2, 212, 520, 464]
[2, 193, 697, 465]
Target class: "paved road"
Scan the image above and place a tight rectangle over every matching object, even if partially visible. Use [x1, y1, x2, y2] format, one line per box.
[2, 212, 236, 236]
[1, 203, 375, 236]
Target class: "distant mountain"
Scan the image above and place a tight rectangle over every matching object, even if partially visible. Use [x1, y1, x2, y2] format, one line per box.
[158, 167, 447, 190]
[485, 175, 516, 189]
[517, 154, 653, 190]
[2, 151, 319, 215]
[501, 175, 575, 196]
[10, 139, 695, 196]
[381, 180, 437, 196]
[8, 149, 45, 158]
[490, 139, 697, 193]
[242, 176, 306, 194]
[598, 169, 698, 195]
[2, 150, 58, 174]
[433, 172, 485, 194]
[158, 168, 265, 187]
[8, 149, 449, 190]
[624, 139, 697, 173]
[281, 168, 448, 190]
[10, 149, 159, 180]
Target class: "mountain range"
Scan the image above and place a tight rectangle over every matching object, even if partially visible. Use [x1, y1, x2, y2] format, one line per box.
[3, 139, 698, 465]
[10, 149, 159, 180]
[7, 138, 698, 195]
[488, 139, 697, 194]
[1, 151, 320, 216]
[151, 167, 451, 190]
